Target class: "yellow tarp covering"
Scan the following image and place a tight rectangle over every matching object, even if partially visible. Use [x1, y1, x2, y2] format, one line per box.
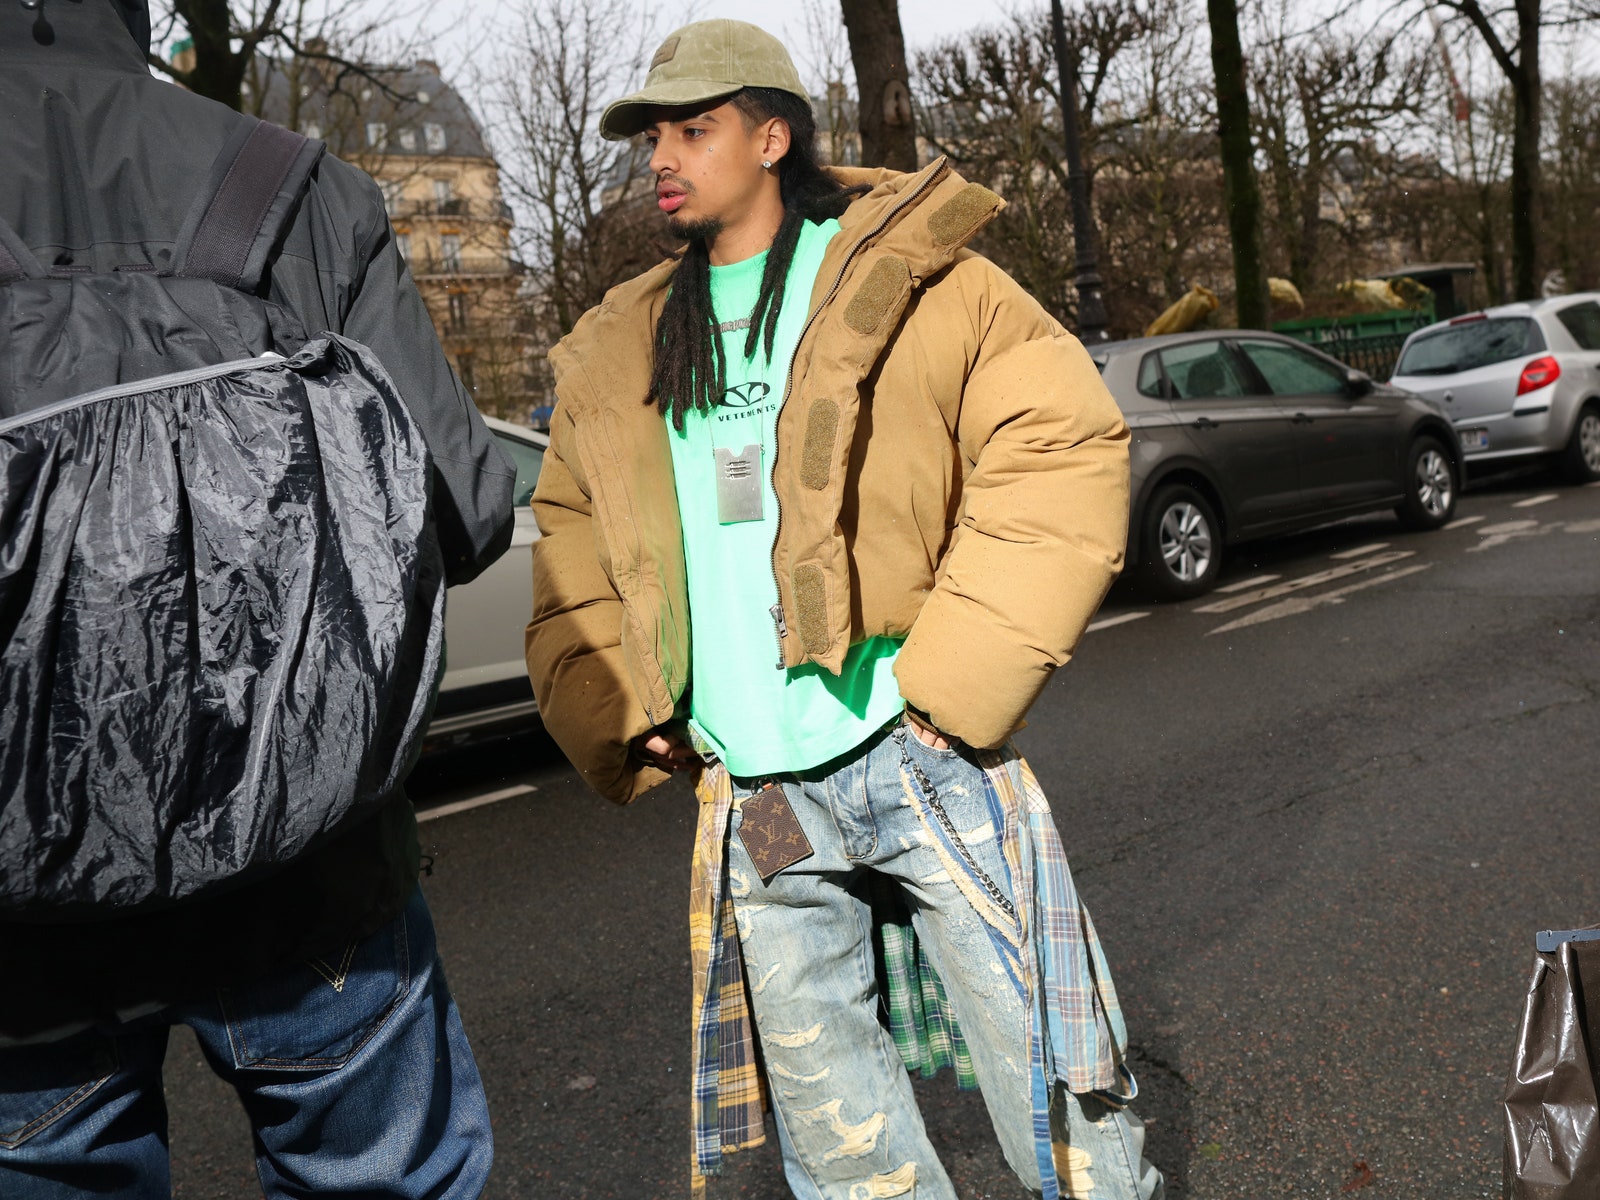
[1145, 285, 1218, 337]
[1268, 277, 1304, 310]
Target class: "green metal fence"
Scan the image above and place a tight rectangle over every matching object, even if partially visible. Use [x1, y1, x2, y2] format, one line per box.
[1272, 309, 1436, 380]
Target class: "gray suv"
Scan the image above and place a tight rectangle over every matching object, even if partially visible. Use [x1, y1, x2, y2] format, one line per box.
[1090, 331, 1461, 599]
[1390, 295, 1600, 482]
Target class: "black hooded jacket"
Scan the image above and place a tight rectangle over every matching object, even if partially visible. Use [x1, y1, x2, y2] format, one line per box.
[0, 0, 515, 1042]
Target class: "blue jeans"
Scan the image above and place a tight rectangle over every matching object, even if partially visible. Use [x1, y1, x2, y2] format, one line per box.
[726, 723, 1160, 1200]
[0, 888, 492, 1199]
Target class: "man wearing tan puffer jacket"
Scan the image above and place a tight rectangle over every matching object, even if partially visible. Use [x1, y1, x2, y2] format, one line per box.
[525, 19, 1163, 1200]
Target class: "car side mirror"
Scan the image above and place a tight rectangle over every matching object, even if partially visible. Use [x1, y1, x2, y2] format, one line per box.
[1344, 369, 1374, 398]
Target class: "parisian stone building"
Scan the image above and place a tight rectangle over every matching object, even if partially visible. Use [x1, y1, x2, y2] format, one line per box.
[248, 55, 536, 423]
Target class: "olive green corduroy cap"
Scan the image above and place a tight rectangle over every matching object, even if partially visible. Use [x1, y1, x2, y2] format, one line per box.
[598, 19, 810, 141]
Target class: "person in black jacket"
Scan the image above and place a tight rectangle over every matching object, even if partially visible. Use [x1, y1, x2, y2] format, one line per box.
[0, 1, 513, 1195]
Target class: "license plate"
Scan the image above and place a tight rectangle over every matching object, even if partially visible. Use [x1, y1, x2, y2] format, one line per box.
[1459, 427, 1489, 452]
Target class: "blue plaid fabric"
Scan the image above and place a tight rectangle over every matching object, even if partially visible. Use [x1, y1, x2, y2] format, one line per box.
[687, 744, 1132, 1197]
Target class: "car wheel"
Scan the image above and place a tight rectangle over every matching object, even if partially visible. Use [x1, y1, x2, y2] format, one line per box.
[1560, 402, 1600, 483]
[1137, 483, 1222, 600]
[1395, 435, 1457, 530]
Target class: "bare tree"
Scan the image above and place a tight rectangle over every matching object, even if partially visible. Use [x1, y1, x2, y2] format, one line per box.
[482, 0, 667, 347]
[1543, 74, 1600, 290]
[840, 0, 918, 171]
[1430, 0, 1543, 298]
[147, 0, 423, 112]
[790, 0, 859, 166]
[914, 0, 1165, 331]
[1206, 0, 1269, 327]
[1249, 12, 1432, 291]
[1091, 0, 1231, 332]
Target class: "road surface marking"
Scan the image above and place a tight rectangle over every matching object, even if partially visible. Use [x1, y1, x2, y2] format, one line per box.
[417, 784, 537, 823]
[1086, 611, 1150, 633]
[1444, 515, 1484, 530]
[1330, 542, 1390, 559]
[1513, 494, 1559, 507]
[1479, 519, 1538, 534]
[1470, 519, 1554, 552]
[1207, 564, 1435, 635]
[1193, 550, 1415, 614]
[1214, 573, 1282, 593]
[1567, 518, 1600, 533]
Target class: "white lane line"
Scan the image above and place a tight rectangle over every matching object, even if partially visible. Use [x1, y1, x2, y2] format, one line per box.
[1567, 518, 1600, 533]
[1330, 542, 1390, 559]
[1086, 611, 1150, 633]
[1479, 519, 1539, 534]
[1444, 515, 1485, 530]
[1193, 550, 1415, 614]
[1215, 573, 1282, 593]
[1513, 494, 1559, 508]
[417, 784, 537, 824]
[1207, 564, 1435, 635]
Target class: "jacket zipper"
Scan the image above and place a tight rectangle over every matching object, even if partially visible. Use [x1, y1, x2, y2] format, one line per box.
[764, 160, 950, 669]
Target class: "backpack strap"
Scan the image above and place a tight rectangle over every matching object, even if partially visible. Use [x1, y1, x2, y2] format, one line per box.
[172, 118, 326, 293]
[0, 216, 46, 285]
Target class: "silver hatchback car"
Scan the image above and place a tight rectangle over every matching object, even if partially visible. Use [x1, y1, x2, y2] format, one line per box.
[1391, 295, 1600, 482]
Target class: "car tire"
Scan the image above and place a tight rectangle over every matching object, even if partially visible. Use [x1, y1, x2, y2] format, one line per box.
[1395, 435, 1457, 530]
[1136, 483, 1223, 600]
[1560, 402, 1600, 483]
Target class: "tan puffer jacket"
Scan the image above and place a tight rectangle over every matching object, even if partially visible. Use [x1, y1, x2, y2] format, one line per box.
[526, 158, 1130, 804]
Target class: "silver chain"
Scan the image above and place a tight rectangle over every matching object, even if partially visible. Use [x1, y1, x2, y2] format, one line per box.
[896, 730, 1016, 921]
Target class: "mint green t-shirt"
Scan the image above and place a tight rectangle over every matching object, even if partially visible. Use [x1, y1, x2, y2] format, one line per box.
[667, 217, 904, 777]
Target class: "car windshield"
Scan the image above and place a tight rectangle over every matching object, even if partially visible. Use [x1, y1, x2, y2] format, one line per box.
[1395, 318, 1543, 376]
[496, 432, 545, 508]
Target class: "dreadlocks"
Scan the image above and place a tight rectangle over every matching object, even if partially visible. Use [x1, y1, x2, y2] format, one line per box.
[648, 88, 866, 431]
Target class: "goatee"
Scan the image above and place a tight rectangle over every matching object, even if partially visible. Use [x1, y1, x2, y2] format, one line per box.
[668, 214, 724, 243]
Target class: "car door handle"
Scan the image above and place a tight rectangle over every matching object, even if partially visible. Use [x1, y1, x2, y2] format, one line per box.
[1291, 412, 1313, 424]
[1191, 416, 1219, 430]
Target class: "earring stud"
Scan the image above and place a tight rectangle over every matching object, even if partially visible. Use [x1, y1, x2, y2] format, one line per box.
[762, 160, 772, 169]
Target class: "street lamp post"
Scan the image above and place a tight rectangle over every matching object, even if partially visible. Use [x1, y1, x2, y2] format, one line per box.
[1049, 0, 1110, 343]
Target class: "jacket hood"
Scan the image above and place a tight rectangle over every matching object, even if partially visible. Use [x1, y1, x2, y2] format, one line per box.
[553, 157, 1006, 377]
[1, 0, 150, 64]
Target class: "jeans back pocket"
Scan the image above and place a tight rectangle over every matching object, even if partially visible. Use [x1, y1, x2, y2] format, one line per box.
[217, 908, 411, 1071]
[0, 1032, 116, 1149]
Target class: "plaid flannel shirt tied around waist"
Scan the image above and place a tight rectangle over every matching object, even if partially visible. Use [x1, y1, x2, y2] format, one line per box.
[686, 742, 1135, 1199]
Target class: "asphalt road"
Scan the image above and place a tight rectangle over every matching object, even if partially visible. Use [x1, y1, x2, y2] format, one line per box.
[165, 468, 1600, 1199]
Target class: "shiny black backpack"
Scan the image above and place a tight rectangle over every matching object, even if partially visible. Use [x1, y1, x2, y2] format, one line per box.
[0, 120, 444, 918]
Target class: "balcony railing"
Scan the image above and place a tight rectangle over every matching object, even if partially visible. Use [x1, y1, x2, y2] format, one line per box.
[406, 253, 520, 277]
[386, 198, 514, 222]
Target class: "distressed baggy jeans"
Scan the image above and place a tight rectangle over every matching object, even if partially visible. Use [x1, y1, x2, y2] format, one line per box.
[723, 723, 1162, 1200]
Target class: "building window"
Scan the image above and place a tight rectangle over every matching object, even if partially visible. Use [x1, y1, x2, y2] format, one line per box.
[302, 120, 322, 140]
[380, 181, 402, 216]
[439, 233, 461, 272]
[424, 123, 447, 153]
[456, 353, 475, 393]
[398, 128, 417, 153]
[395, 232, 410, 261]
[433, 178, 454, 213]
[448, 291, 470, 332]
[366, 122, 387, 149]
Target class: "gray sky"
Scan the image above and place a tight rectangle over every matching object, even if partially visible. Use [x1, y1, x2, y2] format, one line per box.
[421, 0, 1027, 81]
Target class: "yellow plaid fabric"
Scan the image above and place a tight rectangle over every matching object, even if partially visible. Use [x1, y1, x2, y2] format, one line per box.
[685, 747, 1131, 1197]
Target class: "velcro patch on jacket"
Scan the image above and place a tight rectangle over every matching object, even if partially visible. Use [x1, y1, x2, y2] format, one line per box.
[792, 565, 830, 656]
[928, 183, 1003, 247]
[843, 256, 911, 335]
[800, 401, 839, 491]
